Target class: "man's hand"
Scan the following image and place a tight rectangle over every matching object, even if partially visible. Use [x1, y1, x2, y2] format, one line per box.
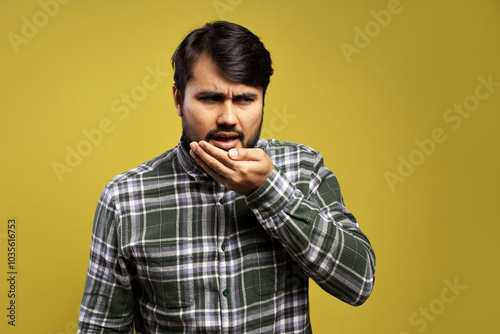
[189, 141, 273, 195]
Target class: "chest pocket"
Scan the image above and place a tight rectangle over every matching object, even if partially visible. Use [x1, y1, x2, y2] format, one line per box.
[251, 229, 287, 296]
[233, 198, 287, 296]
[139, 241, 194, 308]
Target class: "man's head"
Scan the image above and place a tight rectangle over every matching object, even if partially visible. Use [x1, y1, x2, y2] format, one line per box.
[171, 21, 273, 150]
[172, 21, 273, 104]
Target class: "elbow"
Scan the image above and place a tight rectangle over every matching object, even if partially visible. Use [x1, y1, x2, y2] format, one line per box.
[350, 259, 376, 307]
[339, 251, 376, 307]
[320, 267, 375, 307]
[350, 278, 375, 307]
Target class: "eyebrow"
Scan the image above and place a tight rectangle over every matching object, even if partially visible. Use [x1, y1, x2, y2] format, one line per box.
[195, 90, 258, 99]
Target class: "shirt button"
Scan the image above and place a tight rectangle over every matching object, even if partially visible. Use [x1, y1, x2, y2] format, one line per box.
[219, 198, 225, 205]
[222, 289, 228, 297]
[221, 243, 226, 251]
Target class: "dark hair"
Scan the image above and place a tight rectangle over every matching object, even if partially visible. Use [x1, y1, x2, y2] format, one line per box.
[172, 21, 273, 102]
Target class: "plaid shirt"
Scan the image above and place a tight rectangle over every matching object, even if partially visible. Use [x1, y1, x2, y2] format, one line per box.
[78, 139, 375, 334]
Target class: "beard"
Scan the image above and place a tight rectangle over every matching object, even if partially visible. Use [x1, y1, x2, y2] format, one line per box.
[180, 110, 263, 151]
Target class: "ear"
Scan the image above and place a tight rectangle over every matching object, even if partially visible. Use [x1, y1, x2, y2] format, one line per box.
[172, 84, 182, 116]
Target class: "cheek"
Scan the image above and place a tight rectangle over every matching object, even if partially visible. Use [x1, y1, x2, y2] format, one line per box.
[244, 112, 262, 129]
[183, 104, 210, 129]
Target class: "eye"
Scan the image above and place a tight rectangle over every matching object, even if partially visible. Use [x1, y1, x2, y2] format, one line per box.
[235, 96, 254, 105]
[199, 96, 221, 104]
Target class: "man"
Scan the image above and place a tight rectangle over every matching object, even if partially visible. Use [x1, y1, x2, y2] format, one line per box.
[78, 21, 375, 333]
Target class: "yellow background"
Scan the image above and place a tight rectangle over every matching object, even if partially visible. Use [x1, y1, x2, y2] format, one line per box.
[1, 0, 499, 333]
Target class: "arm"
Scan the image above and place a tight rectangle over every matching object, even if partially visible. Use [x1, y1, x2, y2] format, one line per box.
[78, 187, 135, 333]
[189, 140, 375, 305]
[246, 154, 376, 306]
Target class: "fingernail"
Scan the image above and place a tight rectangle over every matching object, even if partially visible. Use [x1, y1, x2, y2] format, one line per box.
[190, 142, 197, 152]
[229, 149, 238, 159]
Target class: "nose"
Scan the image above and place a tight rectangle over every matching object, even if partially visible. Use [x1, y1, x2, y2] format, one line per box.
[217, 100, 238, 126]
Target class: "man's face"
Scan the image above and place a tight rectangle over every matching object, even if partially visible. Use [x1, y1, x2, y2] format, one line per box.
[174, 53, 264, 150]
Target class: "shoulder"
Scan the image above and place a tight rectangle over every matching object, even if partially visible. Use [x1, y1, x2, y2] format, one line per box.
[104, 146, 178, 193]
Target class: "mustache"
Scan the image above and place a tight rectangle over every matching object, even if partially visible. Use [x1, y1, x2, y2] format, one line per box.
[204, 125, 245, 141]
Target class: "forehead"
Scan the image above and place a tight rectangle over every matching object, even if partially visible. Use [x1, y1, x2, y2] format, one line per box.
[188, 53, 263, 95]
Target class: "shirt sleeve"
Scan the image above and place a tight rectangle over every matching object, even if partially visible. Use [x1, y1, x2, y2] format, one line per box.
[78, 186, 135, 333]
[246, 152, 376, 306]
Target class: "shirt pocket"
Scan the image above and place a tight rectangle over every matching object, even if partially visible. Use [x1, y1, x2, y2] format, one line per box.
[139, 241, 194, 308]
[252, 237, 287, 296]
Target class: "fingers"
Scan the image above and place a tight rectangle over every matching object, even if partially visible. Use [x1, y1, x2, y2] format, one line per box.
[190, 141, 234, 169]
[191, 141, 266, 168]
[189, 140, 274, 195]
[189, 142, 234, 186]
[228, 147, 266, 161]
